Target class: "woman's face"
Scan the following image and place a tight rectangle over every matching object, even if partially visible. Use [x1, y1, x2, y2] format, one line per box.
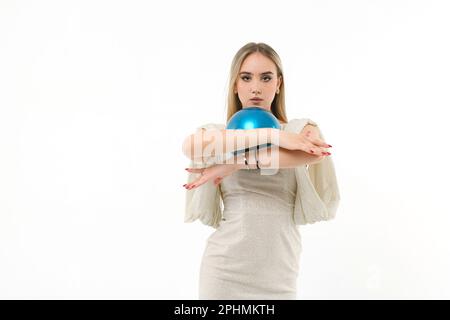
[234, 52, 282, 112]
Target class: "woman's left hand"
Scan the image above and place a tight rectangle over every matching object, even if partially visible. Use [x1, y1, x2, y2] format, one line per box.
[184, 163, 239, 190]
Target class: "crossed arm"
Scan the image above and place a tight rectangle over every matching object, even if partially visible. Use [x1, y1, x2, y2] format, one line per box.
[182, 124, 327, 169]
[183, 124, 330, 189]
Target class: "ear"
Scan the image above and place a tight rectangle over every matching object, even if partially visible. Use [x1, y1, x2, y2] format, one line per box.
[277, 75, 282, 91]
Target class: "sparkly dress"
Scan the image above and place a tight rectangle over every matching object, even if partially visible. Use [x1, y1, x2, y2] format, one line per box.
[198, 159, 302, 299]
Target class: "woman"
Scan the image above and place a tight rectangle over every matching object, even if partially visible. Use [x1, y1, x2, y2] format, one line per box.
[182, 42, 340, 299]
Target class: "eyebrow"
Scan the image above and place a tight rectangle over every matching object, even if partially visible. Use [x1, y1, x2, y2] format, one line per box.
[239, 71, 274, 75]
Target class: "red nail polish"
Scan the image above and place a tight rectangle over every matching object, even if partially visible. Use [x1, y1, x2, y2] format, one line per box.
[327, 144, 332, 148]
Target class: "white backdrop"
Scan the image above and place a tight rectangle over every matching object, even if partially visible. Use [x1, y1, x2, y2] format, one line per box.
[1, 0, 449, 299]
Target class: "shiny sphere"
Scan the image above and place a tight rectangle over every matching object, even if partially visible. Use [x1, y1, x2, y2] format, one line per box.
[226, 106, 281, 130]
[226, 106, 281, 156]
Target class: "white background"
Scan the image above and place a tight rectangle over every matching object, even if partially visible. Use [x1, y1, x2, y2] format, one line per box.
[1, 0, 450, 299]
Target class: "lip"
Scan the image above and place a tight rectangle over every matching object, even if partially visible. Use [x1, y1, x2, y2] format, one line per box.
[250, 98, 263, 101]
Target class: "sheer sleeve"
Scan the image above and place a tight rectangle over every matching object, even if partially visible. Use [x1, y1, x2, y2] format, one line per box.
[285, 118, 341, 225]
[184, 119, 340, 227]
[184, 123, 226, 229]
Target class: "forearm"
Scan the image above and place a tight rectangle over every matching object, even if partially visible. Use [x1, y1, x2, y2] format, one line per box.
[233, 146, 324, 169]
[182, 128, 276, 162]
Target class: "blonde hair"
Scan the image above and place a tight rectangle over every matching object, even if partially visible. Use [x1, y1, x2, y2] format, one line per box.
[225, 42, 288, 124]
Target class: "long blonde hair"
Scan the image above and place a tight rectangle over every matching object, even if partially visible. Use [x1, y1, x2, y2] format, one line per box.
[225, 42, 288, 124]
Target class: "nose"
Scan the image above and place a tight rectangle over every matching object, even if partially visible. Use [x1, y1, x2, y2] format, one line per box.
[250, 79, 262, 95]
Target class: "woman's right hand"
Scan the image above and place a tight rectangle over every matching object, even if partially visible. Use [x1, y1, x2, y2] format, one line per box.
[184, 163, 238, 190]
[277, 128, 332, 156]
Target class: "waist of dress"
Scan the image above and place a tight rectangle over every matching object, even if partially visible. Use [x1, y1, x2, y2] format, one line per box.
[223, 197, 295, 214]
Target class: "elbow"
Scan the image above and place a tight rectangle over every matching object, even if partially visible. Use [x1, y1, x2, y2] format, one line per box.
[182, 132, 204, 161]
[182, 134, 194, 160]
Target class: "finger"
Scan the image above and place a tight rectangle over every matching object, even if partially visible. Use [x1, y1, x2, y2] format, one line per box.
[308, 136, 332, 148]
[189, 180, 206, 189]
[186, 175, 208, 190]
[186, 182, 198, 190]
[300, 134, 332, 156]
[311, 145, 332, 155]
[311, 147, 331, 156]
[184, 177, 200, 189]
[214, 177, 223, 186]
[306, 141, 331, 156]
[185, 168, 204, 173]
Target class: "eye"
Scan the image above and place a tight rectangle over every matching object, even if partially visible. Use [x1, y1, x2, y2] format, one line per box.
[240, 76, 272, 81]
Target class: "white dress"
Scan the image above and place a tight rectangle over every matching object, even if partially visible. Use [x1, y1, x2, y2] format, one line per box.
[184, 118, 341, 300]
[198, 166, 302, 299]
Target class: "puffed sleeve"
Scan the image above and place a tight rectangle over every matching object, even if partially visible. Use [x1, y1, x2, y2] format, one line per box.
[184, 123, 227, 229]
[285, 118, 341, 225]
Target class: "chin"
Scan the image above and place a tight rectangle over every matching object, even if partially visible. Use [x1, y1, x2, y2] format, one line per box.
[245, 104, 267, 109]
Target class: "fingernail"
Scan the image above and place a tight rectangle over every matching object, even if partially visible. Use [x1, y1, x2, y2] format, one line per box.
[327, 144, 332, 148]
[185, 168, 189, 171]
[183, 184, 186, 187]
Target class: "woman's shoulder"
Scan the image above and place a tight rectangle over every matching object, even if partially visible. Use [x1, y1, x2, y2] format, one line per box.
[196, 122, 226, 130]
[282, 118, 319, 132]
[286, 117, 318, 125]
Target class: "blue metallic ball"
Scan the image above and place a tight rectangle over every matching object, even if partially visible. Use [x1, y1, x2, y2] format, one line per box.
[226, 106, 281, 130]
[226, 106, 281, 156]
